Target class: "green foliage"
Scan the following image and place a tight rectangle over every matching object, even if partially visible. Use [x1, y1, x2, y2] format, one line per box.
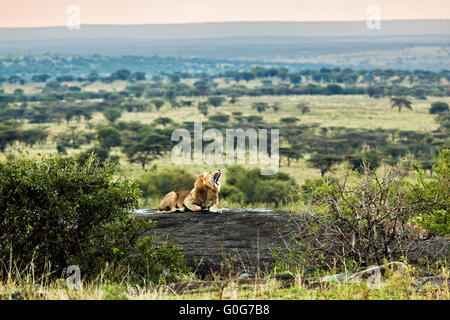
[136, 168, 196, 199]
[208, 114, 230, 123]
[0, 155, 137, 274]
[0, 154, 187, 284]
[280, 117, 300, 125]
[197, 101, 208, 115]
[102, 107, 122, 123]
[77, 146, 118, 164]
[390, 97, 413, 112]
[122, 127, 167, 169]
[222, 166, 299, 207]
[307, 153, 343, 177]
[252, 102, 269, 113]
[150, 98, 165, 111]
[346, 151, 381, 172]
[410, 150, 449, 236]
[429, 101, 449, 114]
[97, 127, 122, 150]
[207, 96, 226, 108]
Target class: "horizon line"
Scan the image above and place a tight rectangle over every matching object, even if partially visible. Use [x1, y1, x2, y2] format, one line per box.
[1, 18, 449, 30]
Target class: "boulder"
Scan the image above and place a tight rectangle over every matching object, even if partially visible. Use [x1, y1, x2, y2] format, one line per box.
[136, 208, 305, 276]
[133, 208, 449, 277]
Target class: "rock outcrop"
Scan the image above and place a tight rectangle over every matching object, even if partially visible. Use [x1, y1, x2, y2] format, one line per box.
[136, 208, 304, 276]
[134, 208, 449, 277]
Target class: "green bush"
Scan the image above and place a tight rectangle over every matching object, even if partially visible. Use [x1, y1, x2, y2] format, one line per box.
[137, 168, 196, 199]
[0, 154, 188, 283]
[410, 149, 449, 236]
[222, 166, 299, 207]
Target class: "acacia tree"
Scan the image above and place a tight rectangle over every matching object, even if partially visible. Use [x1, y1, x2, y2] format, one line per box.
[390, 97, 412, 112]
[207, 96, 226, 108]
[97, 127, 122, 150]
[102, 107, 122, 123]
[307, 152, 343, 177]
[151, 98, 165, 111]
[252, 102, 269, 113]
[123, 130, 166, 169]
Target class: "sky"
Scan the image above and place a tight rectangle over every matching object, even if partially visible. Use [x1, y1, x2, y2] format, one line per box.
[1, 0, 449, 28]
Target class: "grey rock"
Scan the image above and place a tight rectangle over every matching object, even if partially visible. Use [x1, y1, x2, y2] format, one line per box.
[136, 208, 306, 277]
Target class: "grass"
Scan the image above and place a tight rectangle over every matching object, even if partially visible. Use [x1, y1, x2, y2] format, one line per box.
[1, 265, 448, 300]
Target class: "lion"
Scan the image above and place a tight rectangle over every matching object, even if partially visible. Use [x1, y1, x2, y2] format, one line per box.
[158, 170, 222, 213]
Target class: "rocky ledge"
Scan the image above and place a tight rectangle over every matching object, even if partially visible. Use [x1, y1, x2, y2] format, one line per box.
[134, 208, 449, 277]
[135, 208, 305, 276]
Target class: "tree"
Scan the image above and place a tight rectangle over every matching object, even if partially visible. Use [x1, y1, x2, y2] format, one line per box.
[327, 84, 343, 94]
[153, 117, 174, 127]
[390, 97, 412, 112]
[229, 93, 240, 104]
[207, 96, 226, 108]
[113, 69, 131, 81]
[167, 74, 180, 83]
[252, 102, 269, 113]
[102, 107, 122, 123]
[289, 74, 301, 84]
[242, 72, 255, 82]
[208, 114, 230, 123]
[126, 84, 146, 97]
[271, 102, 281, 112]
[151, 98, 165, 111]
[297, 103, 310, 114]
[131, 71, 146, 81]
[279, 117, 300, 125]
[307, 153, 343, 177]
[429, 101, 449, 114]
[197, 101, 208, 116]
[367, 86, 385, 98]
[32, 74, 51, 83]
[8, 75, 25, 84]
[436, 111, 450, 133]
[97, 127, 122, 150]
[87, 72, 99, 83]
[346, 152, 381, 172]
[280, 147, 302, 167]
[123, 130, 166, 169]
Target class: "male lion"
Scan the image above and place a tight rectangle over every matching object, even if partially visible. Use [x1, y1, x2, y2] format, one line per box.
[158, 170, 222, 213]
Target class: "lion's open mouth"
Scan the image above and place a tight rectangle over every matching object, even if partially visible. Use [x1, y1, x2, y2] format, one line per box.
[213, 170, 221, 186]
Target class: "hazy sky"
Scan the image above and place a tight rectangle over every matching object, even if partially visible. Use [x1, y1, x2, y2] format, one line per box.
[1, 0, 449, 28]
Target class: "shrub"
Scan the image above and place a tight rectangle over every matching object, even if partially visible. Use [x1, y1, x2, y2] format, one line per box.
[409, 149, 449, 236]
[222, 166, 299, 207]
[429, 102, 449, 114]
[0, 155, 187, 283]
[137, 168, 196, 199]
[296, 163, 425, 268]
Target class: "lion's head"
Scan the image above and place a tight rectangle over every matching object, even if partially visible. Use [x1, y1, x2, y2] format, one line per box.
[195, 170, 222, 192]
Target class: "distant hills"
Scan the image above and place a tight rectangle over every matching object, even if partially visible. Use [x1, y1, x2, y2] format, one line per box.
[1, 20, 449, 70]
[2, 20, 450, 39]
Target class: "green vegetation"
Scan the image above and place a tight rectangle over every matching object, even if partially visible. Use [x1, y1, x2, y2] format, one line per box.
[0, 155, 188, 284]
[0, 56, 448, 300]
[410, 150, 449, 236]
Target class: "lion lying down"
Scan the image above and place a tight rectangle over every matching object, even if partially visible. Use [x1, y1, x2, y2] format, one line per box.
[158, 170, 222, 213]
